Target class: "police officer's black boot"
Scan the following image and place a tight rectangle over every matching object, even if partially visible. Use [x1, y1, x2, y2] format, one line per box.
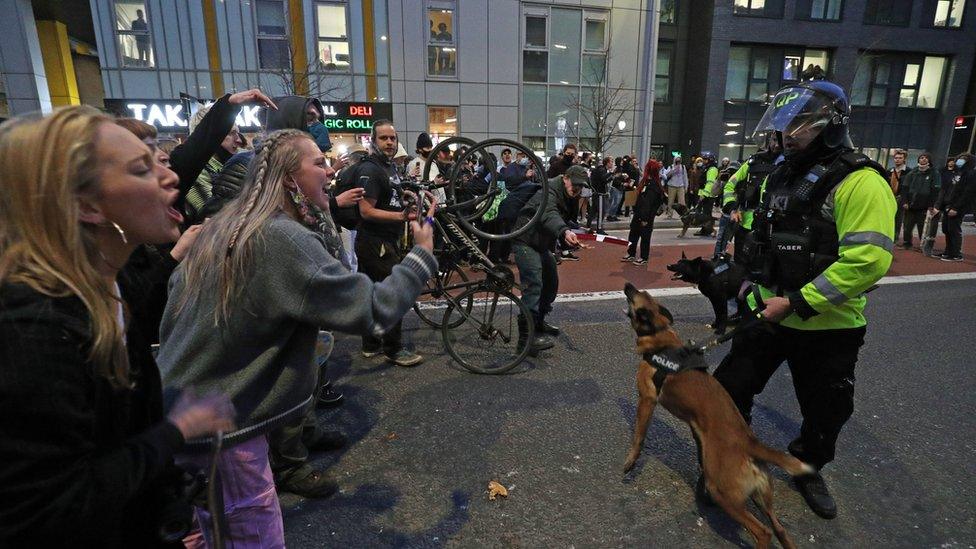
[789, 438, 837, 519]
[518, 314, 553, 357]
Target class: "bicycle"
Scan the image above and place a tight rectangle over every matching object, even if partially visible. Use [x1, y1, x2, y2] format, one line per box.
[405, 137, 549, 374]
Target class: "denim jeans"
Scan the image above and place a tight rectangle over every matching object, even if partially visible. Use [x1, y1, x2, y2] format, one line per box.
[608, 187, 624, 218]
[513, 243, 558, 318]
[714, 214, 733, 257]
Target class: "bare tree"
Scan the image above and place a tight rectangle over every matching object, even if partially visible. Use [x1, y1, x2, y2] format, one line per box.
[563, 55, 636, 157]
[269, 43, 353, 101]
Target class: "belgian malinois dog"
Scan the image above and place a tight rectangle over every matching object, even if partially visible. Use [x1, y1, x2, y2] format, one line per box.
[622, 282, 813, 549]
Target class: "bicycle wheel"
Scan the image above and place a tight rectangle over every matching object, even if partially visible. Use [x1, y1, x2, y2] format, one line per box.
[442, 287, 532, 374]
[413, 265, 472, 328]
[451, 138, 548, 241]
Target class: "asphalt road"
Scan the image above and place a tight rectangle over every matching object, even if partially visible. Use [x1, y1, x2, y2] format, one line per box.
[282, 278, 976, 548]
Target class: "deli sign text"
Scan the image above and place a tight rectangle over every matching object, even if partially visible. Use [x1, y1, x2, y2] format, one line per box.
[320, 102, 393, 133]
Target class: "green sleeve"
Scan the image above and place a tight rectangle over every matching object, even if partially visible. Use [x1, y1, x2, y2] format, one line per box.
[724, 163, 750, 208]
[792, 169, 896, 317]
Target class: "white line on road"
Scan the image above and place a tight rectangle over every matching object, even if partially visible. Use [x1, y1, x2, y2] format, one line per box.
[554, 271, 976, 304]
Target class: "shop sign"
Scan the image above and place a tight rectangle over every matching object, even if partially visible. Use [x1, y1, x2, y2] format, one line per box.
[103, 98, 262, 132]
[319, 102, 394, 134]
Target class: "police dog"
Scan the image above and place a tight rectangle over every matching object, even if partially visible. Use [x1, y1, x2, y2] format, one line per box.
[623, 282, 813, 549]
[667, 252, 748, 335]
[671, 203, 715, 238]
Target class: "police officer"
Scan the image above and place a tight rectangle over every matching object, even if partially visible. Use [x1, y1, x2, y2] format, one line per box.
[713, 81, 896, 519]
[694, 152, 719, 236]
[722, 132, 783, 260]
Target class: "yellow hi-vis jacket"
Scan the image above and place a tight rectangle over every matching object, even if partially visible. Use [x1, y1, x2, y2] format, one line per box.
[747, 166, 896, 330]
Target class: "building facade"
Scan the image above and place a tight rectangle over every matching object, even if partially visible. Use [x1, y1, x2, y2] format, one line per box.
[1, 0, 973, 164]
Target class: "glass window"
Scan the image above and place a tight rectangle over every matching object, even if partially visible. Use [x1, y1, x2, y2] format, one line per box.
[933, 0, 965, 26]
[523, 51, 548, 82]
[584, 19, 606, 51]
[917, 56, 946, 108]
[427, 6, 456, 77]
[870, 62, 890, 106]
[726, 46, 750, 100]
[521, 85, 548, 135]
[548, 85, 578, 153]
[733, 0, 785, 17]
[864, 0, 912, 25]
[802, 49, 830, 78]
[581, 54, 606, 86]
[661, 0, 677, 23]
[114, 1, 154, 67]
[655, 45, 672, 103]
[749, 54, 770, 101]
[899, 63, 920, 107]
[256, 0, 289, 70]
[428, 106, 457, 140]
[526, 16, 547, 47]
[810, 0, 843, 19]
[549, 9, 582, 85]
[316, 3, 349, 72]
[783, 55, 801, 81]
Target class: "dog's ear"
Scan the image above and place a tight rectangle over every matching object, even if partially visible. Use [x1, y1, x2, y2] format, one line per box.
[657, 305, 674, 324]
[681, 251, 687, 260]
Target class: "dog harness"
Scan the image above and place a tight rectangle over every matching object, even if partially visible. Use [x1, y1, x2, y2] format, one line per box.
[642, 346, 709, 392]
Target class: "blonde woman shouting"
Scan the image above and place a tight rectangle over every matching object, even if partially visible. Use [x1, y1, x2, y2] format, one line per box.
[157, 129, 436, 547]
[0, 107, 235, 546]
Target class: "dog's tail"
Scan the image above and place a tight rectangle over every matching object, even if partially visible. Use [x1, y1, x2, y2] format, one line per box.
[748, 439, 816, 477]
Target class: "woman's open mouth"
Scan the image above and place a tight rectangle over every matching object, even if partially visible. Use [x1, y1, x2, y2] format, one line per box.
[166, 205, 184, 224]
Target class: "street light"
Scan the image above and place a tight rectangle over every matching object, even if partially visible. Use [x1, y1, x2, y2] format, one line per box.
[617, 120, 626, 130]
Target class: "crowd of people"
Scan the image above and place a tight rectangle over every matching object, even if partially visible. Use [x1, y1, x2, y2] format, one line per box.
[1, 76, 974, 547]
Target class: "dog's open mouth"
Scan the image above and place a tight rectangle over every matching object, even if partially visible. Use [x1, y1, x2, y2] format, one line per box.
[666, 265, 683, 281]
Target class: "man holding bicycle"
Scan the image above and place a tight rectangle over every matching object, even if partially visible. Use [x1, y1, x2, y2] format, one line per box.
[512, 165, 588, 356]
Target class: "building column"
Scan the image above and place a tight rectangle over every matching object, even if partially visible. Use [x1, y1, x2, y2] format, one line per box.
[36, 20, 80, 107]
[201, 0, 225, 96]
[0, 0, 52, 114]
[288, 0, 309, 95]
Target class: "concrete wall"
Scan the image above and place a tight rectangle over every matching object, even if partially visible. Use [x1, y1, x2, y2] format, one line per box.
[0, 0, 52, 114]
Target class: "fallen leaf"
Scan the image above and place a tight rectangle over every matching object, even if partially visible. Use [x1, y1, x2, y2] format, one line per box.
[385, 432, 397, 441]
[487, 480, 508, 500]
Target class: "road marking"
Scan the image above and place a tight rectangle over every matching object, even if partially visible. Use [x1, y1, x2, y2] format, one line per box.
[553, 271, 976, 304]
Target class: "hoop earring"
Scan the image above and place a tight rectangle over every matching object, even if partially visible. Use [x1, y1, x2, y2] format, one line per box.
[107, 221, 128, 245]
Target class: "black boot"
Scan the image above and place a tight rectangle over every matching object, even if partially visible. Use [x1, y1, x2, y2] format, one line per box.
[518, 314, 553, 357]
[538, 315, 560, 336]
[794, 472, 837, 519]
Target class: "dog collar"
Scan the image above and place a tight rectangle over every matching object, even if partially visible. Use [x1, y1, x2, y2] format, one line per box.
[642, 346, 709, 391]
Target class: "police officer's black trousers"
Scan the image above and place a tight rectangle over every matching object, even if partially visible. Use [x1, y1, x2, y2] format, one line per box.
[713, 322, 866, 469]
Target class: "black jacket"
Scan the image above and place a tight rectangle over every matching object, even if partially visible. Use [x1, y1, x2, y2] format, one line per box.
[0, 284, 185, 547]
[632, 182, 665, 223]
[169, 94, 240, 212]
[938, 165, 976, 214]
[514, 176, 571, 252]
[118, 245, 179, 345]
[591, 166, 613, 194]
[898, 167, 939, 210]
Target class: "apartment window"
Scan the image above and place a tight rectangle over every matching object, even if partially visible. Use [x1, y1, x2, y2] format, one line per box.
[550, 8, 582, 85]
[523, 15, 548, 82]
[427, 3, 456, 77]
[655, 44, 673, 103]
[932, 0, 965, 26]
[114, 1, 154, 67]
[256, 0, 290, 69]
[852, 59, 891, 106]
[727, 45, 831, 100]
[428, 106, 457, 141]
[864, 0, 912, 26]
[733, 0, 785, 18]
[316, 3, 349, 72]
[809, 0, 843, 20]
[899, 56, 948, 108]
[660, 0, 677, 24]
[582, 13, 608, 85]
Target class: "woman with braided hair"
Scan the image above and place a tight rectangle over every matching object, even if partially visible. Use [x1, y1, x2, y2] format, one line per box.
[156, 129, 437, 546]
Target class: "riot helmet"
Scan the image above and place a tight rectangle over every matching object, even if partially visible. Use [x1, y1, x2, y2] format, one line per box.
[752, 80, 853, 157]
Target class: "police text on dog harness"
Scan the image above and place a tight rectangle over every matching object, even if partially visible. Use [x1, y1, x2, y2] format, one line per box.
[642, 346, 709, 391]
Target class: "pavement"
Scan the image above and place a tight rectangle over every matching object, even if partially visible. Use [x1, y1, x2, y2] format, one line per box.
[280, 227, 976, 548]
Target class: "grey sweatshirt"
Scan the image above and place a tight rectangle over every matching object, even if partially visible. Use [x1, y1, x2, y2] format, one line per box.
[157, 213, 436, 441]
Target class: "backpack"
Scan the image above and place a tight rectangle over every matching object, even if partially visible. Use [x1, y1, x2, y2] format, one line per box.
[497, 183, 541, 223]
[332, 162, 365, 230]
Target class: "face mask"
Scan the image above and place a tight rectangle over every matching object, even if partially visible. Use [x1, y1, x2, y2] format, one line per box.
[696, 162, 703, 168]
[519, 157, 530, 166]
[956, 159, 966, 168]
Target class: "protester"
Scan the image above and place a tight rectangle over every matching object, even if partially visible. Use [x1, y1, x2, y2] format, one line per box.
[183, 105, 243, 224]
[889, 149, 909, 240]
[622, 158, 665, 266]
[156, 129, 437, 545]
[0, 106, 234, 546]
[935, 153, 976, 261]
[898, 152, 938, 249]
[547, 143, 577, 178]
[512, 165, 586, 355]
[662, 155, 687, 218]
